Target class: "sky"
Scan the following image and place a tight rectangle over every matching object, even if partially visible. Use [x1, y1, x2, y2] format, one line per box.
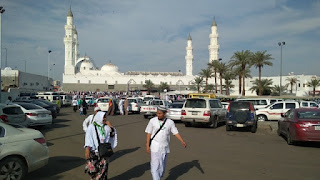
[1, 0, 320, 82]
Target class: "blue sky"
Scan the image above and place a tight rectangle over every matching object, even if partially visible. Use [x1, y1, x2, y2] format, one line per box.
[1, 0, 320, 82]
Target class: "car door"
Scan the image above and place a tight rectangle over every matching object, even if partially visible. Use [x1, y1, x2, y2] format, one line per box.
[269, 103, 284, 120]
[282, 110, 294, 136]
[209, 100, 226, 121]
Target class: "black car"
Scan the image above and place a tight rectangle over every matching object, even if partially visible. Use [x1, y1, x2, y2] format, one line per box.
[226, 101, 257, 133]
[13, 100, 58, 119]
[37, 99, 60, 114]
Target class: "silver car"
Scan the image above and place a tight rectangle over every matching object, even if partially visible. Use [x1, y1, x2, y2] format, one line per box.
[166, 102, 184, 121]
[0, 122, 49, 179]
[14, 103, 52, 126]
[0, 103, 29, 127]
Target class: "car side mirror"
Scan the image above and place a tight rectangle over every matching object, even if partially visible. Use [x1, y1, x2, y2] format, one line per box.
[255, 108, 258, 110]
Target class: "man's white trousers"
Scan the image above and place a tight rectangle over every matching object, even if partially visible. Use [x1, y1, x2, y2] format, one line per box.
[151, 151, 168, 180]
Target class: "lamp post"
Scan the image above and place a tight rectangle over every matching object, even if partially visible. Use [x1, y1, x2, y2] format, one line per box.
[52, 63, 55, 80]
[24, 60, 27, 72]
[0, 6, 5, 103]
[178, 70, 181, 93]
[47, 50, 51, 80]
[278, 42, 285, 96]
[2, 47, 7, 67]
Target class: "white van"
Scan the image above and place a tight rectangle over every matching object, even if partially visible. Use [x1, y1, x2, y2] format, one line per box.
[36, 92, 62, 105]
[235, 98, 282, 109]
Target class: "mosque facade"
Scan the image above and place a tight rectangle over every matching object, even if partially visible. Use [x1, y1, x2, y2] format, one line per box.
[62, 8, 220, 92]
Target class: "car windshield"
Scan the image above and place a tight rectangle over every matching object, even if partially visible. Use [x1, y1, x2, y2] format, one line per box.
[18, 103, 43, 110]
[169, 103, 183, 108]
[230, 102, 250, 111]
[297, 111, 320, 120]
[128, 99, 136, 103]
[185, 99, 206, 108]
[144, 97, 153, 101]
[98, 98, 110, 103]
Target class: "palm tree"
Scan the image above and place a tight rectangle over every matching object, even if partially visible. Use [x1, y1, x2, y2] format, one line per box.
[193, 77, 203, 93]
[158, 82, 170, 93]
[306, 78, 320, 97]
[229, 50, 252, 96]
[249, 79, 273, 95]
[285, 77, 299, 94]
[208, 60, 220, 93]
[199, 68, 213, 93]
[251, 50, 273, 96]
[271, 85, 287, 96]
[231, 66, 252, 95]
[207, 84, 215, 93]
[223, 70, 235, 95]
[143, 80, 154, 95]
[216, 62, 227, 94]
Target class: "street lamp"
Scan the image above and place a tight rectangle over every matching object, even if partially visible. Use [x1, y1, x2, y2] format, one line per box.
[0, 6, 5, 103]
[48, 50, 52, 80]
[278, 41, 285, 96]
[2, 47, 7, 67]
[24, 60, 27, 72]
[52, 63, 55, 80]
[178, 70, 181, 93]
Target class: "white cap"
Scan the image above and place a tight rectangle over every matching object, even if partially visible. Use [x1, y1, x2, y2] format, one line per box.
[94, 107, 101, 111]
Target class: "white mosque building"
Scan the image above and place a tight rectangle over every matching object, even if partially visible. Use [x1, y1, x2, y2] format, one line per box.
[62, 8, 220, 92]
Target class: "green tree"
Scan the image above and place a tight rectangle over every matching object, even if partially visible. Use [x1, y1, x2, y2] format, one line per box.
[216, 62, 227, 94]
[231, 66, 252, 95]
[251, 50, 274, 96]
[306, 78, 320, 97]
[193, 77, 204, 93]
[223, 70, 235, 96]
[229, 50, 252, 96]
[271, 85, 287, 96]
[199, 68, 213, 93]
[207, 84, 215, 93]
[249, 79, 273, 95]
[285, 77, 299, 94]
[158, 82, 170, 93]
[143, 80, 154, 95]
[208, 60, 220, 93]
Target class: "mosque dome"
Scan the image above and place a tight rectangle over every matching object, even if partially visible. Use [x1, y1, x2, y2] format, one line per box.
[4, 67, 12, 70]
[101, 63, 119, 72]
[76, 56, 96, 72]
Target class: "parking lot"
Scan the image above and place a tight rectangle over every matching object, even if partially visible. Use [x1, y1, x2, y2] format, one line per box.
[26, 107, 320, 180]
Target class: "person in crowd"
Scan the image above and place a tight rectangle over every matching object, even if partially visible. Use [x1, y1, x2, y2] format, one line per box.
[72, 98, 78, 112]
[83, 107, 114, 132]
[118, 97, 124, 115]
[79, 105, 84, 115]
[145, 107, 187, 180]
[82, 97, 88, 115]
[124, 97, 129, 115]
[5, 96, 12, 105]
[54, 96, 61, 109]
[107, 99, 115, 116]
[84, 111, 117, 180]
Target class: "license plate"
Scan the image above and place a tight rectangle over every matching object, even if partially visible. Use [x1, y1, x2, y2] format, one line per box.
[192, 112, 197, 115]
[40, 114, 46, 117]
[236, 124, 244, 127]
[315, 126, 320, 130]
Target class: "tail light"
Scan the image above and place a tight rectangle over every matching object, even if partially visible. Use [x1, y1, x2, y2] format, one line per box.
[181, 110, 186, 115]
[0, 115, 8, 123]
[34, 138, 47, 145]
[26, 113, 38, 116]
[227, 104, 231, 113]
[249, 103, 254, 113]
[295, 123, 311, 128]
[203, 110, 211, 116]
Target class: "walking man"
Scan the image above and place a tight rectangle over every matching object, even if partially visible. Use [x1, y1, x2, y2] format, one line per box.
[145, 107, 187, 180]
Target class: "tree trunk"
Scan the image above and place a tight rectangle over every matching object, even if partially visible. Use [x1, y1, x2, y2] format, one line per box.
[205, 78, 208, 93]
[242, 67, 246, 96]
[313, 87, 316, 97]
[290, 83, 293, 94]
[258, 66, 262, 96]
[220, 73, 223, 94]
[214, 69, 217, 93]
[238, 75, 242, 95]
[197, 85, 200, 93]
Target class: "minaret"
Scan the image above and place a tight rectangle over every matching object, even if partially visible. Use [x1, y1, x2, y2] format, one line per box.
[74, 29, 79, 64]
[208, 17, 220, 63]
[185, 33, 193, 76]
[64, 7, 75, 75]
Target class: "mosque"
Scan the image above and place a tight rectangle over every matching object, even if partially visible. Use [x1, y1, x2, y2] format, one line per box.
[62, 8, 220, 92]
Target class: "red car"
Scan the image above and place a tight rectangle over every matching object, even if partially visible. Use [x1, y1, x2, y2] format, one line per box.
[278, 108, 320, 145]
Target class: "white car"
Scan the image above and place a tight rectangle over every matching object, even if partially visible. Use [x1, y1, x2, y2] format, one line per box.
[127, 98, 144, 113]
[299, 101, 319, 108]
[14, 102, 52, 126]
[0, 103, 29, 127]
[0, 122, 49, 179]
[256, 101, 299, 121]
[96, 97, 111, 112]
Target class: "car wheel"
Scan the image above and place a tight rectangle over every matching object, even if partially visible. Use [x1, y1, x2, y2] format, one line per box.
[0, 157, 27, 180]
[257, 115, 268, 121]
[184, 122, 191, 127]
[226, 125, 232, 131]
[250, 123, 257, 133]
[287, 129, 294, 145]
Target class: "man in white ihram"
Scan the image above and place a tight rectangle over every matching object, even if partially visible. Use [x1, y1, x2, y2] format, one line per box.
[145, 107, 187, 180]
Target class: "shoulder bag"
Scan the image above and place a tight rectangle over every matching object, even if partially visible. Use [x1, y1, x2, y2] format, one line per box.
[94, 125, 114, 158]
[149, 118, 167, 147]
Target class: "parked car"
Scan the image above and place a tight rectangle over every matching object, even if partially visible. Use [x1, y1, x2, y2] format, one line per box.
[140, 100, 170, 119]
[14, 100, 58, 119]
[37, 99, 60, 114]
[166, 102, 184, 121]
[127, 97, 144, 114]
[143, 95, 160, 105]
[0, 103, 28, 127]
[236, 98, 282, 109]
[181, 98, 226, 128]
[95, 97, 111, 112]
[278, 108, 320, 145]
[13, 102, 52, 126]
[225, 101, 257, 133]
[0, 122, 49, 179]
[256, 101, 300, 121]
[299, 101, 319, 108]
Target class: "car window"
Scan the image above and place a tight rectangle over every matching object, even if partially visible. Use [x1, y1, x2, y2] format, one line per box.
[286, 103, 296, 109]
[272, 103, 283, 109]
[297, 111, 320, 120]
[18, 103, 42, 110]
[209, 100, 222, 108]
[0, 126, 5, 137]
[310, 103, 318, 107]
[257, 100, 267, 105]
[128, 99, 136, 103]
[185, 99, 206, 108]
[270, 100, 276, 104]
[301, 102, 308, 107]
[98, 99, 109, 103]
[287, 110, 294, 119]
[229, 102, 250, 111]
[169, 103, 183, 108]
[2, 107, 24, 115]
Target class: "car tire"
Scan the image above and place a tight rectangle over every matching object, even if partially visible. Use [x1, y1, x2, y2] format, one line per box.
[184, 122, 191, 127]
[257, 115, 268, 121]
[0, 157, 27, 180]
[226, 125, 232, 131]
[287, 129, 294, 145]
[251, 123, 257, 133]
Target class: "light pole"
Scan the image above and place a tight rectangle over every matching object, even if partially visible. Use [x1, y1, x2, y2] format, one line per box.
[24, 60, 27, 72]
[0, 6, 5, 103]
[278, 42, 285, 96]
[2, 47, 7, 67]
[52, 63, 55, 80]
[47, 50, 51, 80]
[178, 70, 181, 93]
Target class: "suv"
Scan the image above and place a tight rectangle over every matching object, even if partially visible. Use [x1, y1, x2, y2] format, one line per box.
[256, 101, 299, 121]
[181, 98, 226, 128]
[226, 101, 257, 133]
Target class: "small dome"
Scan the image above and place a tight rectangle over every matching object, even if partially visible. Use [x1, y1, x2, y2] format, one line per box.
[4, 67, 12, 70]
[79, 60, 95, 70]
[101, 63, 119, 72]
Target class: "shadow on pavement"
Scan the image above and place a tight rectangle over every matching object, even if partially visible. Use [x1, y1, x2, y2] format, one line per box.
[26, 156, 85, 180]
[165, 160, 204, 180]
[110, 146, 141, 162]
[109, 162, 150, 180]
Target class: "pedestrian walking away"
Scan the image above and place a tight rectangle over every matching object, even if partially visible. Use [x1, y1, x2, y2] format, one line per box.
[72, 98, 78, 112]
[145, 107, 187, 180]
[84, 111, 118, 180]
[124, 97, 129, 115]
[82, 97, 88, 115]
